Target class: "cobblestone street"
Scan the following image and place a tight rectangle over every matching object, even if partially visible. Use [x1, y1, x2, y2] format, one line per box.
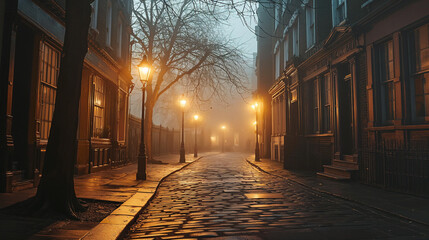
[124, 153, 429, 240]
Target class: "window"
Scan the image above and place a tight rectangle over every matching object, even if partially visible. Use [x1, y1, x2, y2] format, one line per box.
[322, 74, 331, 132]
[284, 35, 289, 67]
[332, 0, 346, 27]
[306, 2, 315, 49]
[39, 43, 60, 140]
[118, 90, 126, 141]
[375, 40, 395, 123]
[93, 76, 106, 138]
[90, 0, 98, 29]
[106, 1, 112, 46]
[293, 20, 299, 56]
[313, 80, 320, 133]
[117, 17, 123, 58]
[274, 0, 281, 30]
[275, 49, 280, 79]
[410, 23, 429, 121]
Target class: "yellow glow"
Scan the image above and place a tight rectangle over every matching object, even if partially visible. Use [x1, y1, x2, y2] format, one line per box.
[221, 125, 226, 130]
[251, 102, 259, 110]
[253, 121, 257, 125]
[138, 57, 151, 83]
[194, 114, 199, 120]
[210, 136, 217, 143]
[180, 99, 187, 108]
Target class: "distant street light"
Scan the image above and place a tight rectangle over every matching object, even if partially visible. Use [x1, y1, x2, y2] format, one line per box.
[221, 125, 226, 153]
[193, 114, 199, 157]
[252, 103, 260, 162]
[179, 96, 187, 163]
[137, 55, 151, 180]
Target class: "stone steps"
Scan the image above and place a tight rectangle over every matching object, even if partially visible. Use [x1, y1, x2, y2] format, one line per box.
[12, 179, 34, 192]
[317, 155, 359, 180]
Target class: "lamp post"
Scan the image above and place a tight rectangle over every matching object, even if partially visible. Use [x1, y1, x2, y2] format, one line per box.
[252, 103, 260, 162]
[137, 55, 151, 180]
[179, 97, 187, 163]
[193, 114, 199, 157]
[221, 125, 226, 153]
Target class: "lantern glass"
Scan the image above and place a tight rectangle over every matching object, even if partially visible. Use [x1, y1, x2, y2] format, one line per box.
[138, 56, 151, 83]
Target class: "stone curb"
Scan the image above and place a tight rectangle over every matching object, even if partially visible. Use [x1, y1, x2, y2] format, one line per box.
[245, 156, 429, 228]
[81, 154, 214, 240]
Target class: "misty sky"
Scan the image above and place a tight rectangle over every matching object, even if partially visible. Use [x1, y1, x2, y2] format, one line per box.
[129, 11, 258, 147]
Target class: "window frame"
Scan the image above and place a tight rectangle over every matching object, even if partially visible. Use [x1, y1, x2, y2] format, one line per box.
[322, 73, 332, 133]
[408, 23, 429, 123]
[374, 39, 395, 125]
[90, 0, 99, 30]
[292, 19, 299, 56]
[305, 1, 315, 49]
[332, 0, 347, 27]
[117, 17, 123, 58]
[92, 75, 107, 138]
[284, 34, 289, 67]
[106, 0, 113, 47]
[39, 42, 61, 140]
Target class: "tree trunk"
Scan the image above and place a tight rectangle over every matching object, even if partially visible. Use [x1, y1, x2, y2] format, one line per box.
[32, 0, 91, 218]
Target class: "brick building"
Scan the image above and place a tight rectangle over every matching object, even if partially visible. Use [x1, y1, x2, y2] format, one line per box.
[0, 0, 133, 192]
[258, 0, 429, 194]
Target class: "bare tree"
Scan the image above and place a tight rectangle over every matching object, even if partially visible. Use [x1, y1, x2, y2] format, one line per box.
[132, 0, 248, 160]
[30, 0, 92, 218]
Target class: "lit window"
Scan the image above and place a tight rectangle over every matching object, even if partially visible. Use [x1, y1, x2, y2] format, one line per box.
[93, 76, 106, 138]
[39, 43, 60, 140]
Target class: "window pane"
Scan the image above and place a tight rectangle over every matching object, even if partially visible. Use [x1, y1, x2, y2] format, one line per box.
[39, 43, 59, 140]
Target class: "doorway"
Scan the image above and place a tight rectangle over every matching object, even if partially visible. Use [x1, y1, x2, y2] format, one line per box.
[11, 22, 36, 178]
[337, 63, 353, 156]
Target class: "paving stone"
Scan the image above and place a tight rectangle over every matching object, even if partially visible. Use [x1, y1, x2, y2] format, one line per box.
[189, 231, 219, 237]
[125, 153, 429, 240]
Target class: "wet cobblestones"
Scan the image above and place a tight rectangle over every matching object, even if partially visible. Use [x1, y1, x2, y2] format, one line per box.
[124, 153, 429, 240]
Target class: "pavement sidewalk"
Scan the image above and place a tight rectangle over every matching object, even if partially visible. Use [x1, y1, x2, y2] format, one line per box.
[246, 155, 429, 227]
[0, 152, 216, 240]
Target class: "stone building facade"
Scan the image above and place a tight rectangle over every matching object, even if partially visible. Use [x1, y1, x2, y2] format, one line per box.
[0, 0, 133, 192]
[258, 0, 429, 194]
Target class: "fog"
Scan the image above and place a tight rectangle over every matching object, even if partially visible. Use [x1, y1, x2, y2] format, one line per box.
[129, 12, 257, 152]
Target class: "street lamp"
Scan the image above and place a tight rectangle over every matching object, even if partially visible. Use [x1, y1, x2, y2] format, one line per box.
[193, 114, 199, 157]
[179, 96, 187, 163]
[252, 103, 260, 162]
[137, 55, 151, 180]
[221, 125, 226, 153]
